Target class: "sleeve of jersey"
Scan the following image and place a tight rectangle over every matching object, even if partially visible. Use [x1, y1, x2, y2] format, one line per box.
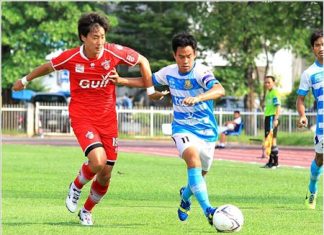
[152, 67, 168, 86]
[272, 90, 281, 106]
[50, 50, 71, 70]
[296, 71, 310, 96]
[200, 68, 218, 89]
[234, 117, 242, 125]
[109, 44, 139, 67]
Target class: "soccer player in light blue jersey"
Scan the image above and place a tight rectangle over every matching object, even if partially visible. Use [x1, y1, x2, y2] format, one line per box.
[154, 33, 225, 225]
[296, 30, 323, 209]
[111, 32, 225, 225]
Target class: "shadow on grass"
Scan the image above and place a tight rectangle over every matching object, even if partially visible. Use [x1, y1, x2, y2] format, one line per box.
[3, 221, 148, 228]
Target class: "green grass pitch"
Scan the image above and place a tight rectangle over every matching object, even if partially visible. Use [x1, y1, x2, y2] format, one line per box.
[2, 144, 323, 235]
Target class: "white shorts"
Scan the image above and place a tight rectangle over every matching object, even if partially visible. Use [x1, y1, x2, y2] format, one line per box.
[314, 135, 324, 154]
[172, 132, 216, 172]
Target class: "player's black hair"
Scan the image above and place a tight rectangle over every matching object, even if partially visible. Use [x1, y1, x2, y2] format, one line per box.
[265, 75, 276, 82]
[234, 110, 240, 114]
[78, 12, 110, 42]
[172, 32, 197, 53]
[310, 30, 323, 48]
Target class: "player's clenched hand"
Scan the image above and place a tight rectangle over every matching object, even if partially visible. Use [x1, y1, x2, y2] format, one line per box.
[297, 116, 308, 128]
[108, 68, 123, 85]
[182, 96, 201, 106]
[12, 79, 25, 91]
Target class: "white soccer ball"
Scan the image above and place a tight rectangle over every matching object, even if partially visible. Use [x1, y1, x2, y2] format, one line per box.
[213, 204, 244, 233]
[227, 123, 235, 130]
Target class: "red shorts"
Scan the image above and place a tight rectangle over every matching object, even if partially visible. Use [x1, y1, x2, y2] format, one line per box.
[72, 122, 118, 165]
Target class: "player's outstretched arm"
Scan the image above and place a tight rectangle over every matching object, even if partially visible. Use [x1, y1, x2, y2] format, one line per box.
[296, 95, 308, 128]
[12, 62, 54, 91]
[109, 68, 145, 87]
[108, 68, 169, 100]
[137, 55, 167, 101]
[183, 83, 225, 106]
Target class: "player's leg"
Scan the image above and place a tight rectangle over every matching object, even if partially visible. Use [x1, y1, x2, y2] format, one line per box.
[270, 120, 279, 168]
[305, 136, 323, 209]
[79, 164, 113, 225]
[182, 147, 216, 224]
[173, 133, 216, 224]
[172, 134, 195, 221]
[263, 116, 273, 168]
[200, 141, 217, 225]
[180, 167, 210, 204]
[79, 136, 118, 225]
[217, 133, 226, 148]
[66, 126, 105, 213]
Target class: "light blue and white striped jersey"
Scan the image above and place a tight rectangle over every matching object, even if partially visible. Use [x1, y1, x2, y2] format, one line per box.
[152, 63, 219, 142]
[297, 60, 324, 137]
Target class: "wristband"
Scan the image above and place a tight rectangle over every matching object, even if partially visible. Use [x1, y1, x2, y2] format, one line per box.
[146, 86, 155, 96]
[21, 76, 29, 87]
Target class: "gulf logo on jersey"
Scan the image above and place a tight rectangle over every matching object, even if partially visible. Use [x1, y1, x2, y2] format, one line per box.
[79, 73, 111, 89]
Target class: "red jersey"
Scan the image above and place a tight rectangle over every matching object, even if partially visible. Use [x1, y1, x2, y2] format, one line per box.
[51, 43, 139, 135]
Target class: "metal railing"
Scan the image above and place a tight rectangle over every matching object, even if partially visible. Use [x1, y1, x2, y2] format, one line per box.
[1, 104, 317, 137]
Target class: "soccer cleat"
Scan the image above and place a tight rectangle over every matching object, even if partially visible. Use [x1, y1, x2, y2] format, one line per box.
[271, 163, 279, 169]
[215, 144, 225, 149]
[65, 182, 81, 213]
[305, 191, 317, 209]
[177, 187, 191, 221]
[205, 207, 217, 225]
[78, 209, 93, 226]
[261, 163, 273, 168]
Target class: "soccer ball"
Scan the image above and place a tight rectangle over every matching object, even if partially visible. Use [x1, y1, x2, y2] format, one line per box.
[213, 204, 244, 232]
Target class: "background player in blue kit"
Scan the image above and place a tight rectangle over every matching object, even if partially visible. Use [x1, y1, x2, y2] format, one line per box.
[296, 30, 323, 209]
[111, 32, 225, 225]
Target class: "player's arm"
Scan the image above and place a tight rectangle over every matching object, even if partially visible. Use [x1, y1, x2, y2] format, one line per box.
[109, 69, 145, 87]
[296, 95, 308, 128]
[226, 121, 237, 126]
[12, 62, 54, 91]
[183, 83, 225, 106]
[136, 55, 166, 100]
[109, 68, 169, 99]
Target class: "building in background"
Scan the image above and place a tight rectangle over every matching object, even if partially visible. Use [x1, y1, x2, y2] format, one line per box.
[199, 48, 305, 95]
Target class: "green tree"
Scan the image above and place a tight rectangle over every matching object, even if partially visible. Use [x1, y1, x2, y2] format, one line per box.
[1, 2, 117, 93]
[2, 1, 196, 103]
[106, 2, 197, 73]
[192, 1, 323, 110]
[285, 79, 315, 111]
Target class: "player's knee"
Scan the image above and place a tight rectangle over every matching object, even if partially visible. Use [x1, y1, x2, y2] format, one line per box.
[89, 158, 106, 173]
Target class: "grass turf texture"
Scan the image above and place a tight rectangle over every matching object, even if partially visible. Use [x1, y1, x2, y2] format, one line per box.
[2, 144, 323, 235]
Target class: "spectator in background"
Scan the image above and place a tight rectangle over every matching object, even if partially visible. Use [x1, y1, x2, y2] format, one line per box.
[216, 110, 242, 149]
[262, 75, 281, 169]
[116, 93, 133, 109]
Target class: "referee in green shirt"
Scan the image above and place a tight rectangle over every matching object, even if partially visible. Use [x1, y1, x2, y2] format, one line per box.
[263, 75, 281, 169]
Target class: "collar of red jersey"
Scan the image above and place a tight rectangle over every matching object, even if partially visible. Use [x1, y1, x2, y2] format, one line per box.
[79, 44, 104, 60]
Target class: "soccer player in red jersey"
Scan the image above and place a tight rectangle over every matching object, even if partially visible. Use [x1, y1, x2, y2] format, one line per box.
[12, 12, 161, 225]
